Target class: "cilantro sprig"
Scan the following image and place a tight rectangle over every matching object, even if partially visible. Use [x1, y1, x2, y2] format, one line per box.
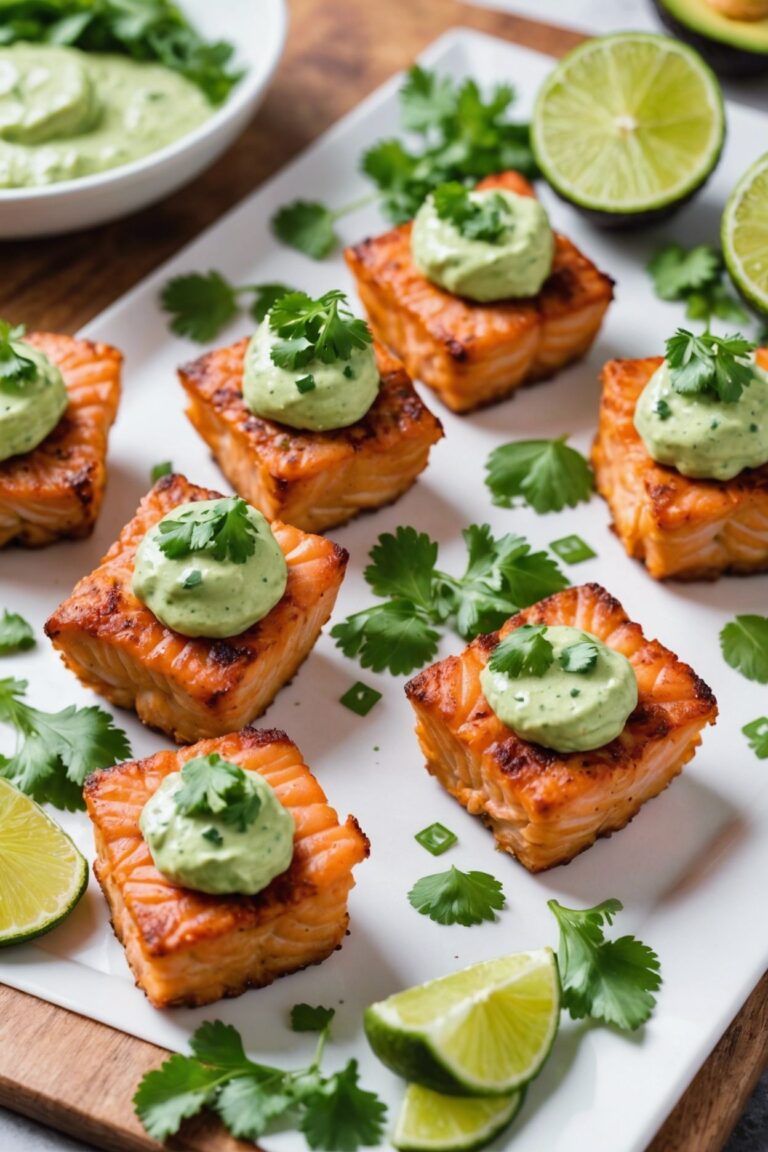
[268, 290, 372, 370]
[0, 610, 35, 655]
[161, 272, 295, 343]
[271, 66, 535, 257]
[408, 866, 506, 927]
[485, 437, 594, 514]
[331, 524, 568, 676]
[133, 1017, 386, 1149]
[0, 320, 37, 389]
[0, 1, 241, 104]
[488, 625, 598, 678]
[174, 754, 262, 832]
[647, 244, 748, 328]
[548, 899, 662, 1031]
[720, 614, 768, 684]
[743, 717, 768, 759]
[665, 330, 758, 403]
[0, 678, 131, 811]
[432, 183, 510, 243]
[157, 498, 258, 564]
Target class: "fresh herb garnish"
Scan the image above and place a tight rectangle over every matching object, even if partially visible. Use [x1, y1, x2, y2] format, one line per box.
[0, 2, 241, 104]
[339, 682, 382, 717]
[0, 611, 35, 654]
[432, 182, 510, 243]
[150, 461, 173, 484]
[647, 244, 748, 327]
[0, 320, 36, 388]
[408, 866, 505, 927]
[295, 374, 316, 394]
[485, 437, 594, 514]
[331, 524, 568, 676]
[202, 827, 223, 847]
[182, 569, 203, 589]
[157, 497, 257, 564]
[549, 535, 596, 565]
[133, 1018, 386, 1149]
[161, 272, 295, 342]
[290, 1004, 336, 1033]
[665, 329, 757, 403]
[269, 291, 372, 370]
[488, 626, 598, 678]
[174, 754, 262, 832]
[720, 614, 768, 683]
[559, 640, 599, 674]
[548, 898, 662, 1031]
[0, 678, 131, 811]
[654, 398, 672, 420]
[271, 66, 535, 257]
[414, 822, 457, 857]
[743, 717, 768, 759]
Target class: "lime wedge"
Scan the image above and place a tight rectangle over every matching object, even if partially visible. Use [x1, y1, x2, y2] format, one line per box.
[532, 34, 725, 221]
[393, 1084, 524, 1152]
[364, 950, 560, 1096]
[0, 778, 88, 946]
[722, 152, 768, 316]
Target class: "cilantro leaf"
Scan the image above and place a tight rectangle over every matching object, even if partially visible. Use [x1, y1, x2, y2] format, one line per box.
[174, 754, 262, 831]
[291, 1004, 336, 1033]
[269, 290, 372, 369]
[743, 717, 768, 759]
[485, 437, 594, 514]
[189, 1021, 255, 1071]
[720, 614, 768, 683]
[361, 139, 433, 223]
[686, 281, 749, 326]
[665, 329, 757, 403]
[216, 1076, 294, 1140]
[432, 183, 510, 243]
[301, 1060, 387, 1152]
[150, 460, 172, 483]
[0, 678, 131, 811]
[331, 603, 440, 677]
[408, 866, 506, 926]
[250, 282, 295, 324]
[399, 64, 458, 132]
[488, 624, 553, 678]
[157, 497, 257, 564]
[364, 527, 437, 609]
[133, 1054, 222, 1142]
[271, 201, 338, 260]
[548, 898, 661, 1031]
[560, 639, 599, 673]
[0, 319, 38, 389]
[647, 244, 721, 301]
[161, 271, 238, 342]
[0, 610, 34, 654]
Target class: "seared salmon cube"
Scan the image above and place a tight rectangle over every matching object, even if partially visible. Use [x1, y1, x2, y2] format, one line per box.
[0, 333, 122, 547]
[405, 583, 717, 872]
[45, 474, 347, 743]
[85, 727, 369, 1007]
[345, 172, 614, 414]
[179, 339, 443, 534]
[592, 353, 768, 580]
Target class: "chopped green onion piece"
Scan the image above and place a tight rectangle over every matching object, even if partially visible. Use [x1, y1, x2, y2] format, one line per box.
[415, 822, 458, 856]
[549, 534, 596, 565]
[340, 681, 382, 717]
[151, 461, 173, 483]
[296, 374, 316, 394]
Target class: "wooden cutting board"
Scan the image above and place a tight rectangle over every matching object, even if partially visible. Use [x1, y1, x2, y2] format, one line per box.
[1, 1, 766, 1149]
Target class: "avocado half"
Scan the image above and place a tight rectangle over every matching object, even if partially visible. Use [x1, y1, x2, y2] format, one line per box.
[653, 0, 768, 75]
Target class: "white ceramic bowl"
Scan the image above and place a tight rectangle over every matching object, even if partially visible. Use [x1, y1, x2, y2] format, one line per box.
[0, 0, 287, 238]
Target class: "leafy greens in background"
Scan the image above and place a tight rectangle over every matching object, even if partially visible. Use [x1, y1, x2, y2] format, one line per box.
[272, 65, 537, 258]
[0, 611, 35, 655]
[0, 0, 242, 104]
[647, 243, 749, 329]
[161, 272, 295, 342]
[331, 524, 568, 676]
[720, 614, 768, 684]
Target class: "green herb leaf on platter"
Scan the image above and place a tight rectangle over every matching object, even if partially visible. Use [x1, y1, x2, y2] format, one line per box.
[271, 201, 339, 260]
[485, 437, 594, 514]
[408, 866, 506, 927]
[250, 282, 296, 323]
[665, 330, 757, 403]
[647, 244, 722, 301]
[290, 1004, 337, 1033]
[133, 1053, 224, 1143]
[548, 898, 661, 1031]
[161, 271, 239, 342]
[487, 624, 553, 678]
[743, 717, 768, 759]
[301, 1059, 387, 1152]
[0, 678, 131, 811]
[363, 526, 438, 610]
[720, 615, 768, 684]
[331, 602, 441, 677]
[150, 460, 173, 483]
[0, 610, 35, 654]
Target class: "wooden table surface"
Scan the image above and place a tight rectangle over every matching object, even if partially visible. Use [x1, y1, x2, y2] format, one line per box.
[1, 1, 766, 1150]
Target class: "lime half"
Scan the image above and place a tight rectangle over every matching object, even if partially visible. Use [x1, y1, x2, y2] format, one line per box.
[722, 152, 768, 316]
[532, 34, 725, 221]
[0, 778, 88, 946]
[364, 950, 560, 1096]
[393, 1084, 524, 1152]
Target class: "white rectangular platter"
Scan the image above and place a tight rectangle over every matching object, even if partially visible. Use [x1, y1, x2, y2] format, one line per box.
[2, 28, 768, 1152]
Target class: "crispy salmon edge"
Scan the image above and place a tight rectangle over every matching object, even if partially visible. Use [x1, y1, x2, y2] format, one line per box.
[404, 582, 718, 872]
[84, 726, 370, 1008]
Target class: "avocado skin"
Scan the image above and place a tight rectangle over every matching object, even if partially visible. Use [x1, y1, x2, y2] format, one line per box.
[653, 0, 768, 76]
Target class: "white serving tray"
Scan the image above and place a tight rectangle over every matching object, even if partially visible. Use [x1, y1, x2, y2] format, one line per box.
[2, 28, 767, 1152]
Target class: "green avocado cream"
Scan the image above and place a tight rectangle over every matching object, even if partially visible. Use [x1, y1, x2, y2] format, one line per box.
[132, 500, 288, 639]
[0, 341, 67, 462]
[0, 44, 212, 188]
[479, 626, 638, 753]
[411, 187, 554, 303]
[243, 319, 380, 432]
[140, 769, 295, 896]
[634, 357, 768, 480]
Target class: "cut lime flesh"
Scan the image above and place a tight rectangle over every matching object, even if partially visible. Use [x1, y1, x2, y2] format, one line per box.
[365, 950, 560, 1096]
[532, 33, 725, 216]
[393, 1084, 524, 1152]
[0, 778, 88, 946]
[722, 151, 768, 316]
